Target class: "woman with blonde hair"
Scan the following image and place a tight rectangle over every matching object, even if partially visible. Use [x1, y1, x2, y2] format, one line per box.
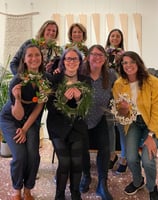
[10, 20, 61, 74]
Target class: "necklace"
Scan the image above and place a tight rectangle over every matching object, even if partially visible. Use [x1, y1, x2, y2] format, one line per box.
[65, 73, 78, 84]
[65, 73, 77, 78]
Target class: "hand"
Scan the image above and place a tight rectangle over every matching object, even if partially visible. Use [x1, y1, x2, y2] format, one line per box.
[53, 67, 61, 74]
[144, 135, 157, 159]
[12, 84, 22, 100]
[13, 128, 26, 143]
[45, 61, 53, 72]
[117, 100, 129, 116]
[72, 87, 81, 101]
[64, 88, 74, 100]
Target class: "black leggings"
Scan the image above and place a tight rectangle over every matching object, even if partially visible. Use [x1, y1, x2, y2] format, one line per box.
[53, 137, 83, 192]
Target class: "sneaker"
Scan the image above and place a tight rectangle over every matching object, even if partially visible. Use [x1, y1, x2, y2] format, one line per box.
[124, 178, 145, 195]
[150, 186, 158, 200]
[80, 175, 91, 193]
[115, 163, 127, 174]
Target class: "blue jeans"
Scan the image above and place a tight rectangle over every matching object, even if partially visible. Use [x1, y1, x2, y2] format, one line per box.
[126, 115, 158, 192]
[0, 119, 40, 190]
[117, 123, 126, 158]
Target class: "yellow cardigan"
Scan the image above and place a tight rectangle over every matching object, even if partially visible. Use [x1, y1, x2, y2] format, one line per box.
[112, 74, 158, 138]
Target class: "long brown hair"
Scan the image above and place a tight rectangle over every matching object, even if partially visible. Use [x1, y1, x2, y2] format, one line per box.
[119, 51, 149, 89]
[84, 44, 109, 89]
[105, 28, 124, 49]
[18, 44, 44, 73]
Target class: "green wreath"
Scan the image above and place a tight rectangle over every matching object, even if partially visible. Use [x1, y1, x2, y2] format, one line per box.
[54, 80, 92, 119]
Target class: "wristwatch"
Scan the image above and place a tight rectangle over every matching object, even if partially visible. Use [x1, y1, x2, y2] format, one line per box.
[148, 132, 156, 138]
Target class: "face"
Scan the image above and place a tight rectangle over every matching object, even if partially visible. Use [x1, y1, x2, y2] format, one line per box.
[64, 51, 80, 75]
[89, 47, 106, 70]
[43, 24, 58, 41]
[109, 31, 122, 48]
[71, 26, 84, 42]
[24, 47, 42, 72]
[122, 56, 138, 80]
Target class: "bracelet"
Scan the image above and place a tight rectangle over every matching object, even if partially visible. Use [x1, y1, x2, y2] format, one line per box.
[148, 132, 156, 138]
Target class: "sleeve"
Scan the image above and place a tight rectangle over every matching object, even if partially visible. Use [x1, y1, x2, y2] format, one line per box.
[9, 39, 32, 75]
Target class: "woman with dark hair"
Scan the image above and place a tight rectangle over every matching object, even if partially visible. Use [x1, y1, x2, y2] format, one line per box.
[80, 44, 117, 200]
[46, 47, 92, 200]
[105, 28, 127, 174]
[10, 20, 61, 74]
[113, 51, 158, 200]
[0, 44, 51, 200]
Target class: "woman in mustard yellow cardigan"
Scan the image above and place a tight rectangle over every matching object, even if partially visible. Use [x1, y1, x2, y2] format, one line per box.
[112, 51, 158, 200]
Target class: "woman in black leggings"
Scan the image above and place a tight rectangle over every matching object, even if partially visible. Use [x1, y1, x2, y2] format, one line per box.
[46, 47, 91, 200]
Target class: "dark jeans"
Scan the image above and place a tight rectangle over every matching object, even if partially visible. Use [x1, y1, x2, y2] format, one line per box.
[0, 119, 40, 190]
[82, 116, 110, 181]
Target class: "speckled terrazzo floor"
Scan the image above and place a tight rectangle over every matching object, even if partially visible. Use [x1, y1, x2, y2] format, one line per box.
[0, 139, 157, 200]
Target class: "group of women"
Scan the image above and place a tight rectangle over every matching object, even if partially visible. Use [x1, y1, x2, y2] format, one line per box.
[0, 19, 158, 200]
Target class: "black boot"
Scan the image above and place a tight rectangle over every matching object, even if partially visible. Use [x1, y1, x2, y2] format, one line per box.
[150, 186, 158, 200]
[79, 174, 92, 193]
[71, 190, 82, 200]
[55, 190, 65, 200]
[96, 179, 113, 200]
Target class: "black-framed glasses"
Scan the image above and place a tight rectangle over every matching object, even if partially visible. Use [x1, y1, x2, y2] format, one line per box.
[90, 52, 105, 58]
[64, 57, 79, 62]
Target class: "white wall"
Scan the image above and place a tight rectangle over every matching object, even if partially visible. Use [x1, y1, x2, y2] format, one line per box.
[0, 0, 158, 68]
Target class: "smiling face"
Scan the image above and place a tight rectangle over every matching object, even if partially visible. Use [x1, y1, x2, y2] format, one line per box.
[71, 26, 84, 42]
[24, 47, 42, 73]
[64, 50, 80, 76]
[43, 24, 58, 42]
[122, 56, 138, 82]
[88, 47, 106, 71]
[109, 30, 122, 48]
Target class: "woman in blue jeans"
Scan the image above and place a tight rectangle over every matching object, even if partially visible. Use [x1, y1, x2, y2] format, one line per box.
[113, 51, 158, 200]
[0, 44, 51, 200]
[105, 28, 127, 173]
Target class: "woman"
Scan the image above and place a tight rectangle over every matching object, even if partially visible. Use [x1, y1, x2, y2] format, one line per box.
[65, 23, 88, 61]
[10, 20, 61, 74]
[0, 44, 51, 200]
[46, 47, 91, 200]
[105, 28, 127, 173]
[112, 51, 158, 200]
[80, 44, 117, 200]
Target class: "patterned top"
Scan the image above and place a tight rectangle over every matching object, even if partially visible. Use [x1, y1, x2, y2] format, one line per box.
[86, 69, 117, 129]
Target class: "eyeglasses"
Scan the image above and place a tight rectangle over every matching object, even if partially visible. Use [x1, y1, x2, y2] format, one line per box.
[90, 52, 105, 58]
[121, 61, 136, 65]
[64, 57, 79, 62]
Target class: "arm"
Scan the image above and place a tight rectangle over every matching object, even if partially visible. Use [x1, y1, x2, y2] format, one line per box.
[10, 39, 32, 75]
[11, 83, 24, 120]
[13, 103, 44, 143]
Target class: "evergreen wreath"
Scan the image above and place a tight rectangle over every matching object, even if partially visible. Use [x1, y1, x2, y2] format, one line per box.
[54, 80, 92, 119]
